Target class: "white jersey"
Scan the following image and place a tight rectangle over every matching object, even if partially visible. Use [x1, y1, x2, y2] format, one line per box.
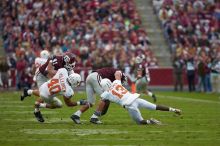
[35, 57, 47, 73]
[34, 57, 48, 80]
[101, 80, 140, 106]
[39, 68, 74, 98]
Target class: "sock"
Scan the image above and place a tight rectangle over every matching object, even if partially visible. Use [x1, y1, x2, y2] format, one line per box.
[34, 108, 40, 112]
[39, 103, 46, 108]
[77, 101, 80, 105]
[74, 110, 82, 117]
[147, 91, 153, 97]
[156, 105, 169, 111]
[91, 111, 101, 119]
[169, 107, 176, 112]
[27, 90, 33, 95]
[91, 114, 98, 119]
[146, 120, 151, 124]
[140, 120, 149, 125]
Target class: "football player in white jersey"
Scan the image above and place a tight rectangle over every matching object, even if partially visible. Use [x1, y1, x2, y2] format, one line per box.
[34, 50, 50, 88]
[91, 72, 182, 125]
[20, 52, 77, 101]
[28, 68, 86, 122]
[20, 50, 50, 101]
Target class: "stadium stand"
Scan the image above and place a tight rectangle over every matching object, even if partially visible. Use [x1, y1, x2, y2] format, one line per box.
[1, 0, 159, 88]
[154, 0, 219, 60]
[153, 0, 220, 92]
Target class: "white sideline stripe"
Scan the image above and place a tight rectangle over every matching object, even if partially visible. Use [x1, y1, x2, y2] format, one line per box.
[3, 118, 36, 122]
[0, 105, 32, 108]
[0, 101, 23, 104]
[20, 129, 128, 136]
[2, 118, 218, 125]
[1, 110, 57, 114]
[18, 129, 216, 135]
[3, 118, 88, 123]
[0, 138, 219, 142]
[0, 98, 20, 101]
[158, 95, 220, 104]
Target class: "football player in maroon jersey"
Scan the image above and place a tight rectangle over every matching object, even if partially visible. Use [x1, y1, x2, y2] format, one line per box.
[20, 52, 77, 100]
[135, 55, 157, 102]
[71, 67, 127, 124]
[39, 52, 76, 78]
[20, 52, 87, 111]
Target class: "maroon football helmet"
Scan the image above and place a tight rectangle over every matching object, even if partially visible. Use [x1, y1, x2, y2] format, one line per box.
[63, 52, 76, 71]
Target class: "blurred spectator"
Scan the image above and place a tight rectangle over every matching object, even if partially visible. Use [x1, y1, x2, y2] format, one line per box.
[197, 58, 206, 92]
[16, 54, 26, 90]
[153, 0, 164, 13]
[185, 56, 196, 92]
[173, 56, 184, 91]
[154, 0, 220, 91]
[1, 0, 158, 85]
[205, 57, 212, 92]
[211, 57, 220, 93]
[21, 67, 33, 89]
[0, 57, 10, 89]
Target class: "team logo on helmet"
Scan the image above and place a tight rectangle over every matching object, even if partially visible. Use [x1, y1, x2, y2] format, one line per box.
[67, 73, 81, 87]
[63, 52, 76, 71]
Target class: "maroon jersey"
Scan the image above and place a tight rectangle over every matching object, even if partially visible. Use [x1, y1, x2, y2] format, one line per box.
[51, 55, 64, 70]
[39, 55, 64, 76]
[136, 61, 148, 77]
[39, 53, 76, 76]
[135, 61, 151, 82]
[96, 67, 126, 83]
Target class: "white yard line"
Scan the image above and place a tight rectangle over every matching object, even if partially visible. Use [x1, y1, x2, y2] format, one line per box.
[16, 129, 219, 135]
[158, 95, 220, 104]
[3, 118, 87, 122]
[0, 101, 23, 104]
[0, 138, 219, 142]
[19, 128, 128, 136]
[1, 110, 57, 114]
[0, 105, 33, 108]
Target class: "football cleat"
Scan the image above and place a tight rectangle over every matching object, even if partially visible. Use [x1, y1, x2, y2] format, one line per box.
[90, 118, 102, 124]
[174, 109, 182, 115]
[20, 87, 30, 101]
[70, 115, 81, 124]
[148, 118, 162, 125]
[34, 111, 44, 123]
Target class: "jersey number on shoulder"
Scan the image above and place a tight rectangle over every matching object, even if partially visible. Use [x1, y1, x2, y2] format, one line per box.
[111, 84, 128, 99]
[48, 79, 61, 95]
[52, 58, 58, 66]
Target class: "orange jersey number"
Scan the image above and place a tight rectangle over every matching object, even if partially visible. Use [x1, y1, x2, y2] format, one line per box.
[111, 84, 128, 99]
[48, 79, 61, 95]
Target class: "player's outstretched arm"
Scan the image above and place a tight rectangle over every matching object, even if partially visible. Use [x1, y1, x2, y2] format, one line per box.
[63, 96, 88, 107]
[39, 58, 50, 76]
[63, 96, 77, 107]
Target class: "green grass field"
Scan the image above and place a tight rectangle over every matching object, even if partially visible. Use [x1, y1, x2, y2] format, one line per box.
[0, 91, 220, 146]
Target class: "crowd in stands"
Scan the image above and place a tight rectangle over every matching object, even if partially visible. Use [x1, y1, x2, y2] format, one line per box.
[153, 0, 220, 92]
[1, 0, 158, 89]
